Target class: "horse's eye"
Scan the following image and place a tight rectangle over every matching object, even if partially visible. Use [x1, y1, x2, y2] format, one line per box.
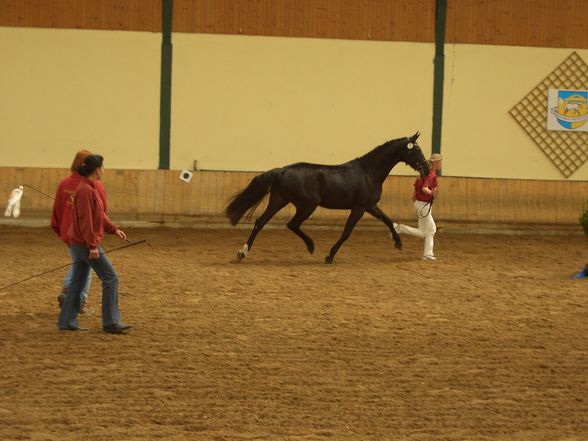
[407, 143, 413, 150]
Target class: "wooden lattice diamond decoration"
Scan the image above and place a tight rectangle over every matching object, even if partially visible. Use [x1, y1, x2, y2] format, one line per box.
[509, 52, 588, 178]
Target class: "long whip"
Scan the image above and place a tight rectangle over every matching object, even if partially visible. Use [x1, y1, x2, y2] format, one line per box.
[23, 183, 55, 200]
[0, 239, 146, 292]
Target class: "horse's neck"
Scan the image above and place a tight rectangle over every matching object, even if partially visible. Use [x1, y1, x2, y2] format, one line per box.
[358, 145, 403, 183]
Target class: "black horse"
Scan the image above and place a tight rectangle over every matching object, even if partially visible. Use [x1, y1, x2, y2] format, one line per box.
[225, 132, 429, 263]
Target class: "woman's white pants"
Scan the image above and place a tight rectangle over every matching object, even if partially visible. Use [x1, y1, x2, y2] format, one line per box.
[397, 200, 436, 258]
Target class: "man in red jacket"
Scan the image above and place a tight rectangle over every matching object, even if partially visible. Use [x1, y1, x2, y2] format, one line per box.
[51, 150, 107, 313]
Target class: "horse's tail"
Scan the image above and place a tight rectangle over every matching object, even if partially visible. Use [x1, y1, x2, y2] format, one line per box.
[225, 169, 280, 225]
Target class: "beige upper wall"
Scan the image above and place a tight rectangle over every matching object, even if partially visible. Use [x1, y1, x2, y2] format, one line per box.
[171, 33, 434, 175]
[0, 27, 160, 169]
[2, 26, 587, 181]
[442, 45, 588, 181]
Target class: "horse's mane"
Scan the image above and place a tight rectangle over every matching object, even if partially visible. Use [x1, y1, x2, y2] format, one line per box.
[356, 137, 407, 163]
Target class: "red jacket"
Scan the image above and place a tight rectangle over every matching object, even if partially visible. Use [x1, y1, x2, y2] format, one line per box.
[414, 170, 438, 202]
[51, 173, 108, 245]
[69, 177, 117, 250]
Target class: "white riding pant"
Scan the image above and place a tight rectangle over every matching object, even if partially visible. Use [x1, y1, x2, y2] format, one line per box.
[397, 200, 436, 257]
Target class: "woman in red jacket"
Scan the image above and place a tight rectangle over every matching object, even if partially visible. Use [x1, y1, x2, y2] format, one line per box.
[51, 150, 108, 313]
[393, 153, 443, 260]
[58, 154, 131, 333]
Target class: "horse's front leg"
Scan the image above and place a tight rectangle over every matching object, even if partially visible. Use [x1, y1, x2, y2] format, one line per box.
[325, 208, 365, 264]
[366, 205, 402, 250]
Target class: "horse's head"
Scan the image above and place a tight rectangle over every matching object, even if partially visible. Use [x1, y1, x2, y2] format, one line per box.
[403, 131, 430, 176]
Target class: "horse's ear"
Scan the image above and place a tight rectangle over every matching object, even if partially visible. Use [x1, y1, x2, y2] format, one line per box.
[410, 131, 420, 142]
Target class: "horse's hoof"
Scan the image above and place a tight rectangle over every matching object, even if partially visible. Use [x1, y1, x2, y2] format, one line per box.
[394, 241, 403, 250]
[325, 256, 333, 264]
[307, 243, 315, 254]
[235, 244, 249, 262]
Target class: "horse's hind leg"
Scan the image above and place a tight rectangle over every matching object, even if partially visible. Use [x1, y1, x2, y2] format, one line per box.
[287, 204, 317, 254]
[236, 192, 287, 262]
[367, 205, 402, 250]
[325, 208, 365, 264]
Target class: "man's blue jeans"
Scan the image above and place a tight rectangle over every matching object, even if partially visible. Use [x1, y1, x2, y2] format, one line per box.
[58, 243, 122, 330]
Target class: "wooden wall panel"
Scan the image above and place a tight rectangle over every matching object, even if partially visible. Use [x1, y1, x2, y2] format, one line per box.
[0, 0, 161, 32]
[446, 0, 588, 49]
[2, 1, 586, 48]
[172, 0, 435, 42]
[0, 0, 436, 42]
[1, 168, 587, 229]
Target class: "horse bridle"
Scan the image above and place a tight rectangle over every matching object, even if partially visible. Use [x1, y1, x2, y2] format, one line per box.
[406, 142, 435, 217]
[406, 142, 429, 175]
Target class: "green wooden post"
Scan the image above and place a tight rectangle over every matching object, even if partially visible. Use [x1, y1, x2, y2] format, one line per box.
[432, 0, 447, 163]
[159, 0, 173, 170]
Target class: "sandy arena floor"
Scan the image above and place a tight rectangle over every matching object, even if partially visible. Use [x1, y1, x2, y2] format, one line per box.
[0, 225, 586, 441]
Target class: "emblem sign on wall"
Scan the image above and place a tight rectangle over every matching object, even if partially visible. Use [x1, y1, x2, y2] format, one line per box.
[546, 89, 588, 132]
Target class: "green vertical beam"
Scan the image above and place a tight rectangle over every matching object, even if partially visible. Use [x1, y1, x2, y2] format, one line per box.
[159, 0, 173, 170]
[432, 0, 447, 158]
